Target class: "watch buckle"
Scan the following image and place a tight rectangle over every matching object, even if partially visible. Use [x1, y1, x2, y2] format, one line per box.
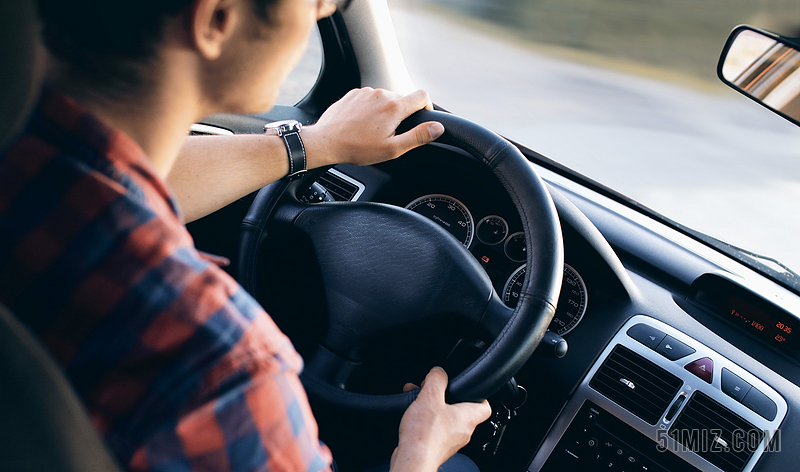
[286, 169, 307, 181]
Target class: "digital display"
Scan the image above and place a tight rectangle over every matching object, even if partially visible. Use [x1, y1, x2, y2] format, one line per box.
[723, 294, 799, 356]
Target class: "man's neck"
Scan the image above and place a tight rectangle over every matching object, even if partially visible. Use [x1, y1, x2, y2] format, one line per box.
[48, 54, 204, 180]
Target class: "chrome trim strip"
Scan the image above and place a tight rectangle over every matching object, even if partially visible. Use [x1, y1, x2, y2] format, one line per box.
[189, 123, 234, 136]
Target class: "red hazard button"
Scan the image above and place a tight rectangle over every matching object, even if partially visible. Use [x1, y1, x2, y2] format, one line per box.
[685, 357, 714, 383]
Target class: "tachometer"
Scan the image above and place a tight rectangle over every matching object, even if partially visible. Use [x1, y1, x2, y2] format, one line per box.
[405, 194, 474, 247]
[502, 263, 588, 336]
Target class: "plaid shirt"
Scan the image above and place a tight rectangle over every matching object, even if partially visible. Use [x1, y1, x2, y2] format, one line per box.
[0, 88, 332, 472]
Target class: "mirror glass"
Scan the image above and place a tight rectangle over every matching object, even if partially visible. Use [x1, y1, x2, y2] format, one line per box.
[720, 28, 800, 124]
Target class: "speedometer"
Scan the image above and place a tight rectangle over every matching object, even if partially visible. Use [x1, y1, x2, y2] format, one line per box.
[405, 194, 474, 247]
[502, 263, 588, 336]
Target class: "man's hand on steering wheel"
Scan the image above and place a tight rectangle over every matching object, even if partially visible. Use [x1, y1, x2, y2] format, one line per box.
[392, 367, 492, 472]
[302, 88, 446, 168]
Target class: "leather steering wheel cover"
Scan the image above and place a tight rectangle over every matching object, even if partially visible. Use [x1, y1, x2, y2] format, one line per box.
[399, 111, 563, 401]
[239, 180, 290, 294]
[239, 110, 563, 410]
[300, 373, 419, 412]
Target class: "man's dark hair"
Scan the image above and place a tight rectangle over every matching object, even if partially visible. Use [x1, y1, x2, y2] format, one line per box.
[36, 0, 278, 95]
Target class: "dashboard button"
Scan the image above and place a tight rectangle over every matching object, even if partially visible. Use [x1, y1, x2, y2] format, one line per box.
[721, 368, 751, 402]
[684, 357, 713, 383]
[656, 336, 696, 360]
[627, 323, 666, 350]
[743, 387, 778, 421]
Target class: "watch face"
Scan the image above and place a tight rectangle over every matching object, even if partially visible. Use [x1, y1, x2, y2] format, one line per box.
[264, 119, 302, 135]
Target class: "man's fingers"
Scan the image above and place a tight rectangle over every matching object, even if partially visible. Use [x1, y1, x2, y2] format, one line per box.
[389, 89, 440, 156]
[393, 121, 444, 155]
[453, 399, 493, 425]
[403, 382, 420, 393]
[395, 89, 434, 115]
[475, 399, 493, 422]
[419, 366, 449, 400]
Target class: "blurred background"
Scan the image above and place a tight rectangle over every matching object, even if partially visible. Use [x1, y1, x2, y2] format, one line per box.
[391, 0, 800, 274]
[282, 0, 800, 274]
[411, 0, 800, 82]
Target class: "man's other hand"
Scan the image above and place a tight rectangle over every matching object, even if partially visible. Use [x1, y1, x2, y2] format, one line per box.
[390, 367, 492, 472]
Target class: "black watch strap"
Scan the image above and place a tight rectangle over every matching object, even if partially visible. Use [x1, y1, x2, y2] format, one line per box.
[282, 130, 306, 181]
[265, 120, 307, 181]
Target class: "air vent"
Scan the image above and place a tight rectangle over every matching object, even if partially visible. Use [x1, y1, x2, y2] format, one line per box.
[590, 344, 683, 424]
[316, 168, 365, 201]
[669, 391, 763, 472]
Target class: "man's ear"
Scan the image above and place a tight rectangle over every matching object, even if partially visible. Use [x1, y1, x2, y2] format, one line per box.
[191, 0, 239, 60]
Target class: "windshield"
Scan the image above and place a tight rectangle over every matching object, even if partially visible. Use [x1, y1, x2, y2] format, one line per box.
[388, 0, 800, 274]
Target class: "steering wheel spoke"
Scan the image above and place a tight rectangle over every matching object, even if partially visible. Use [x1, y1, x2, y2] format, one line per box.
[304, 343, 361, 390]
[291, 202, 497, 340]
[478, 292, 515, 338]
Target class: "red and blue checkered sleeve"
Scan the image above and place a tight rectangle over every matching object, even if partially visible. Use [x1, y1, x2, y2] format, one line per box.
[1, 89, 333, 472]
[127, 309, 333, 472]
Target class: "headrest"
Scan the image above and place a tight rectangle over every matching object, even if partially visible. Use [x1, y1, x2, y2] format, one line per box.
[0, 2, 45, 152]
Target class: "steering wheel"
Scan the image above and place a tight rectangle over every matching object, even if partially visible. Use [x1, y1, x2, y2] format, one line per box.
[238, 110, 563, 413]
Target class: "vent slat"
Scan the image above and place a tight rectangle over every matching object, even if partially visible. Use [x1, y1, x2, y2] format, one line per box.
[318, 172, 359, 201]
[593, 374, 668, 408]
[603, 357, 677, 399]
[594, 366, 673, 404]
[611, 353, 680, 397]
[672, 416, 752, 464]
[684, 403, 743, 435]
[590, 344, 682, 425]
[319, 181, 352, 198]
[669, 392, 763, 472]
[592, 376, 666, 414]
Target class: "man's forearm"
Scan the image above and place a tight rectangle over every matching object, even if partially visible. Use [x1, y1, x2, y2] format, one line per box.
[168, 131, 331, 223]
[168, 88, 444, 223]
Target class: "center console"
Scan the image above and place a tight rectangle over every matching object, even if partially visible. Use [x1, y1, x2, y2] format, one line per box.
[528, 315, 786, 472]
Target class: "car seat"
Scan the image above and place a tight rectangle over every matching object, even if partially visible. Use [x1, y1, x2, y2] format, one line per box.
[0, 2, 124, 471]
[0, 303, 124, 472]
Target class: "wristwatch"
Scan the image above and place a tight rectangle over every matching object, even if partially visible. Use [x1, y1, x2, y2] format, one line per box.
[264, 119, 306, 181]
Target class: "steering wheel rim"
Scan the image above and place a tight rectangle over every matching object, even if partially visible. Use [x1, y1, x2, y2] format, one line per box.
[239, 110, 563, 413]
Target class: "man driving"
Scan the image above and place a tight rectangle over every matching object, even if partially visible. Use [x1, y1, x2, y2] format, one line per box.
[0, 0, 491, 471]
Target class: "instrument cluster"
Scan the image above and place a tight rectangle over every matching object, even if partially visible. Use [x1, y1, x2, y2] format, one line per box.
[404, 193, 588, 337]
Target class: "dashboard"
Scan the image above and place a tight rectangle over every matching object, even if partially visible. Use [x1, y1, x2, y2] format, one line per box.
[190, 117, 800, 472]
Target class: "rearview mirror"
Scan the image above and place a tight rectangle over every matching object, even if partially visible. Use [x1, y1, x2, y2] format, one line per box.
[718, 25, 800, 127]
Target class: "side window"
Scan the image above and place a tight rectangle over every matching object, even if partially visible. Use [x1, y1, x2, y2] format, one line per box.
[275, 27, 323, 106]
